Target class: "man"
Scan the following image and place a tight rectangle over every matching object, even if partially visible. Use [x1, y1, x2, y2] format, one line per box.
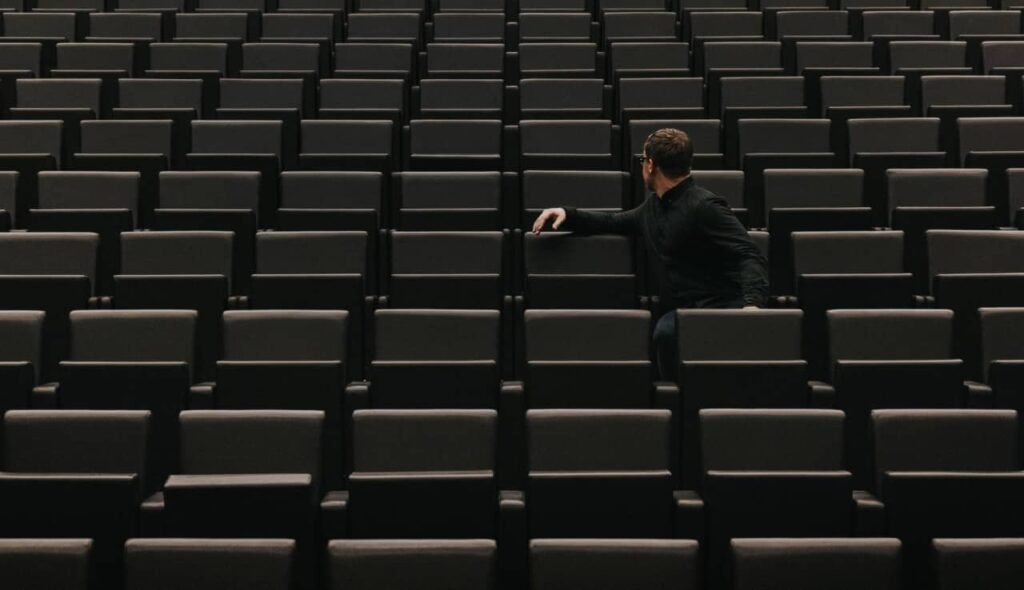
[532, 128, 769, 380]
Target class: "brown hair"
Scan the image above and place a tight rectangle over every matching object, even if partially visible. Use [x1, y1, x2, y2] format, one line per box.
[642, 128, 694, 178]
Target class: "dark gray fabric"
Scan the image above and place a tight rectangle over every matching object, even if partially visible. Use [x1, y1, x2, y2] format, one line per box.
[120, 230, 233, 280]
[618, 77, 704, 110]
[982, 40, 1024, 72]
[957, 117, 1024, 164]
[721, 77, 804, 108]
[17, 78, 101, 113]
[520, 78, 604, 111]
[778, 12, 850, 38]
[887, 168, 987, 212]
[821, 75, 905, 108]
[863, 10, 934, 38]
[220, 79, 304, 110]
[523, 170, 627, 210]
[764, 169, 864, 209]
[125, 539, 295, 590]
[80, 120, 174, 157]
[0, 232, 99, 289]
[179, 409, 324, 487]
[523, 233, 634, 275]
[827, 309, 954, 361]
[118, 79, 203, 111]
[334, 43, 413, 73]
[434, 13, 505, 40]
[0, 538, 92, 590]
[524, 309, 649, 361]
[148, 43, 228, 74]
[390, 231, 503, 273]
[519, 42, 596, 71]
[0, 310, 44, 380]
[676, 309, 803, 360]
[301, 120, 394, 154]
[420, 79, 503, 111]
[242, 42, 319, 71]
[347, 13, 421, 40]
[191, 120, 282, 157]
[0, 121, 63, 165]
[0, 42, 43, 76]
[731, 538, 902, 590]
[980, 308, 1024, 379]
[56, 42, 133, 71]
[398, 171, 501, 209]
[530, 539, 699, 590]
[890, 40, 967, 73]
[922, 75, 1006, 108]
[792, 230, 904, 275]
[352, 409, 496, 472]
[5, 409, 150, 479]
[262, 13, 336, 39]
[700, 409, 844, 471]
[159, 171, 260, 210]
[410, 120, 501, 156]
[255, 230, 367, 274]
[604, 12, 677, 39]
[703, 41, 781, 73]
[222, 310, 348, 361]
[690, 11, 762, 37]
[611, 42, 689, 73]
[281, 171, 383, 210]
[933, 538, 1024, 590]
[521, 119, 612, 155]
[327, 539, 495, 590]
[691, 171, 743, 209]
[174, 13, 248, 38]
[427, 42, 504, 72]
[3, 12, 76, 39]
[89, 13, 162, 40]
[527, 409, 671, 471]
[848, 118, 940, 154]
[38, 171, 140, 223]
[319, 79, 405, 110]
[926, 229, 1024, 278]
[518, 12, 591, 41]
[373, 309, 500, 361]
[69, 309, 196, 364]
[738, 118, 831, 157]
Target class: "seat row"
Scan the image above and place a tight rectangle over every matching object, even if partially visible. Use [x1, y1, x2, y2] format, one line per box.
[0, 406, 1021, 589]
[4, 535, 1023, 590]
[3, 306, 1024, 490]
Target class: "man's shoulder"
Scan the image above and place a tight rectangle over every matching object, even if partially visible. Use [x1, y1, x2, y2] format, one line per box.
[686, 182, 729, 209]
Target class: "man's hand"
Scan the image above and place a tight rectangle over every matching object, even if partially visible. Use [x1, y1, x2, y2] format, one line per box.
[532, 207, 567, 234]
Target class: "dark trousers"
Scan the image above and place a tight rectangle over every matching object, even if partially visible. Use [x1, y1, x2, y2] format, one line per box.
[654, 297, 745, 381]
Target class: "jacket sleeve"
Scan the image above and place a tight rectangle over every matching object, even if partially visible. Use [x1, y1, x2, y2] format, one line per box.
[560, 202, 645, 236]
[697, 197, 770, 307]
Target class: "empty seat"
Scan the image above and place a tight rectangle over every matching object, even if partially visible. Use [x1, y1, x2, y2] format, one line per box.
[319, 78, 406, 122]
[889, 40, 969, 75]
[617, 77, 704, 121]
[827, 309, 961, 486]
[871, 409, 1024, 586]
[980, 307, 1024, 413]
[926, 229, 1024, 378]
[523, 310, 651, 407]
[932, 538, 1024, 590]
[521, 233, 637, 309]
[343, 409, 502, 539]
[88, 12, 162, 43]
[417, 78, 504, 120]
[333, 43, 414, 79]
[406, 119, 503, 171]
[327, 540, 496, 590]
[519, 119, 617, 170]
[0, 311, 44, 409]
[519, 42, 597, 77]
[0, 539, 93, 590]
[518, 12, 592, 43]
[526, 409, 677, 537]
[0, 232, 97, 381]
[957, 117, 1024, 224]
[116, 231, 231, 382]
[346, 13, 421, 45]
[672, 309, 807, 488]
[33, 171, 140, 295]
[519, 78, 606, 119]
[240, 42, 322, 77]
[432, 13, 506, 43]
[393, 171, 505, 230]
[609, 42, 689, 79]
[425, 42, 505, 78]
[696, 409, 856, 584]
[300, 119, 396, 173]
[275, 170, 382, 260]
[2, 409, 150, 588]
[731, 538, 902, 590]
[386, 230, 507, 308]
[603, 11, 679, 44]
[124, 539, 295, 590]
[530, 539, 699, 590]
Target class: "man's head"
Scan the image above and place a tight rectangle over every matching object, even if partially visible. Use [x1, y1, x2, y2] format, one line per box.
[641, 128, 693, 193]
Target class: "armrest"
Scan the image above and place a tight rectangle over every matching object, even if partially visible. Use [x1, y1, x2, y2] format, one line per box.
[320, 489, 348, 539]
[498, 489, 527, 590]
[499, 381, 525, 490]
[809, 380, 836, 408]
[344, 381, 370, 414]
[227, 295, 248, 309]
[188, 383, 214, 409]
[965, 380, 993, 408]
[653, 381, 680, 487]
[853, 490, 885, 536]
[140, 491, 165, 536]
[31, 382, 58, 409]
[674, 489, 704, 541]
[916, 295, 935, 307]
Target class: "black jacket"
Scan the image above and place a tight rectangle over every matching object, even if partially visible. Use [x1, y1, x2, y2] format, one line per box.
[562, 177, 769, 311]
